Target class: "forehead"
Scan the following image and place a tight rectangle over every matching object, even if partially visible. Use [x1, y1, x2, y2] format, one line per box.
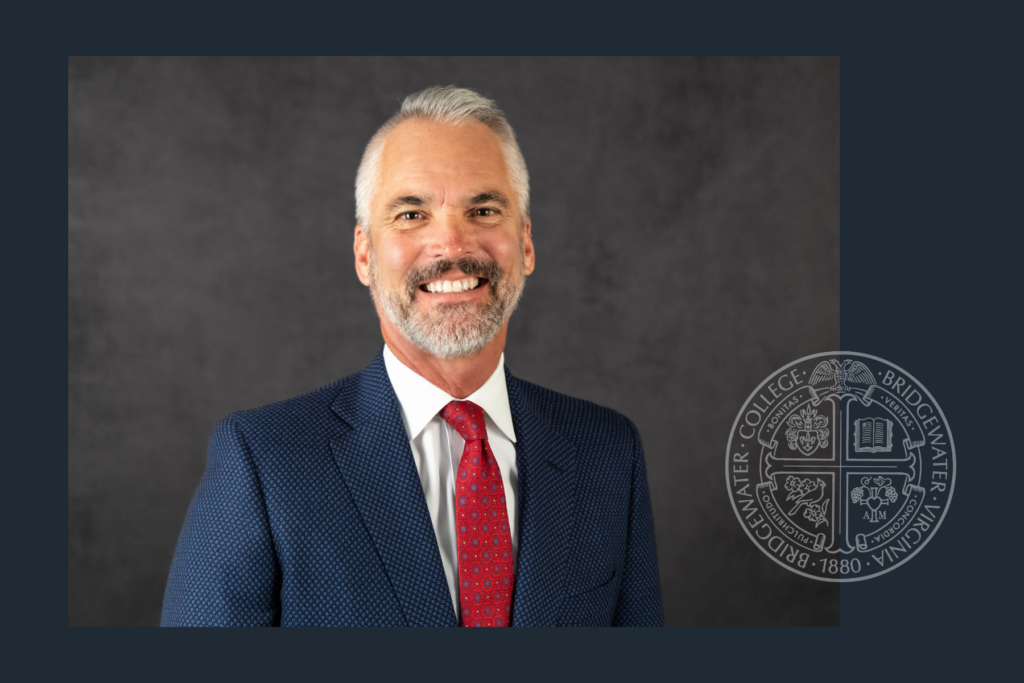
[376, 118, 511, 201]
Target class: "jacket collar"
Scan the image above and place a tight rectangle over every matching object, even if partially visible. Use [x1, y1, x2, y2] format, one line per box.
[329, 349, 457, 626]
[504, 363, 577, 626]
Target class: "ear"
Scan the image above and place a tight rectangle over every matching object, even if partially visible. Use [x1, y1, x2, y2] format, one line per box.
[521, 220, 535, 276]
[354, 224, 372, 286]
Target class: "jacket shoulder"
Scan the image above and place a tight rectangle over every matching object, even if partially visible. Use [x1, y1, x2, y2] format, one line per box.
[217, 368, 363, 441]
[511, 376, 640, 450]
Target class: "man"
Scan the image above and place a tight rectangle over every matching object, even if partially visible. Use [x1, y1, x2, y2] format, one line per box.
[161, 86, 663, 627]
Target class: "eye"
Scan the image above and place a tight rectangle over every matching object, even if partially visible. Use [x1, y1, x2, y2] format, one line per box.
[474, 207, 498, 217]
[398, 211, 423, 220]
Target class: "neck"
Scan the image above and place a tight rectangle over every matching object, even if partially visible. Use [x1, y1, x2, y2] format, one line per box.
[380, 319, 507, 399]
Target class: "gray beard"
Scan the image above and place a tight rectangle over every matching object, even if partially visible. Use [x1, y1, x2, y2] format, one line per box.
[368, 252, 526, 360]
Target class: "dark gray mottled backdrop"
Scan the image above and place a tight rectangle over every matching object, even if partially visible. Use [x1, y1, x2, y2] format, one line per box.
[69, 56, 839, 627]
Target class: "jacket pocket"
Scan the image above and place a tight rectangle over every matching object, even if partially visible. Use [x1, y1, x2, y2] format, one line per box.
[558, 569, 618, 627]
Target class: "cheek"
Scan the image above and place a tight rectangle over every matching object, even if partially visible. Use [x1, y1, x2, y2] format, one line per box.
[484, 232, 523, 270]
[377, 239, 418, 283]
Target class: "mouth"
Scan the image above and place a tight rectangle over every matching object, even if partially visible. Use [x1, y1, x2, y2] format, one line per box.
[418, 276, 488, 294]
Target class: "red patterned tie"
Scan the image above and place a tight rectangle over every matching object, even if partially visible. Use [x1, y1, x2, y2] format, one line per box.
[440, 400, 514, 627]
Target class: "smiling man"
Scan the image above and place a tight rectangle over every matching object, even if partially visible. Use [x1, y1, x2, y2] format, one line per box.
[161, 86, 663, 627]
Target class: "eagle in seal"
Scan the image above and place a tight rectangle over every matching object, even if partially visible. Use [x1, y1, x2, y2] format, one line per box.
[808, 359, 876, 394]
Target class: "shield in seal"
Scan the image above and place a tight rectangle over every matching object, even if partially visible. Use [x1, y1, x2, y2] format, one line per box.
[785, 405, 830, 455]
[725, 352, 955, 581]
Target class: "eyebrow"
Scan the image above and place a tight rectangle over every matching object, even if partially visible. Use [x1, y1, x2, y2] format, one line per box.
[468, 191, 510, 209]
[383, 191, 511, 214]
[384, 195, 428, 213]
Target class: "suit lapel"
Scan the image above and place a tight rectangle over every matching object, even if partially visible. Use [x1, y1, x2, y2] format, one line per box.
[329, 351, 457, 627]
[506, 371, 577, 627]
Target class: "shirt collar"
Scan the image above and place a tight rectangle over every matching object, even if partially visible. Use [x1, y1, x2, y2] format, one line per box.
[383, 344, 517, 444]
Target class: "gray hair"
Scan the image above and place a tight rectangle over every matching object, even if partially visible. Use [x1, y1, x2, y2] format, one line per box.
[354, 86, 530, 229]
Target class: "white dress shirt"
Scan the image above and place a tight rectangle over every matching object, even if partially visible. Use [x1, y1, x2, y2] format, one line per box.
[382, 345, 519, 618]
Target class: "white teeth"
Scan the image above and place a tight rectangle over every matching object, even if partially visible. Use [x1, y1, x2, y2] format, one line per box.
[425, 277, 480, 292]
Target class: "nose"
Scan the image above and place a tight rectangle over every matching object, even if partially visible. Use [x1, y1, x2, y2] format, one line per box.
[428, 211, 477, 259]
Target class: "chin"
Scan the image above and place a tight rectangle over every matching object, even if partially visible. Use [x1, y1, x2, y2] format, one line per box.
[404, 309, 503, 360]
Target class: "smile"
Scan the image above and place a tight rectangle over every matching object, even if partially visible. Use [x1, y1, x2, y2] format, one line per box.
[421, 277, 483, 293]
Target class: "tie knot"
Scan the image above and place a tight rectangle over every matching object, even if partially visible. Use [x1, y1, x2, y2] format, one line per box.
[440, 400, 489, 442]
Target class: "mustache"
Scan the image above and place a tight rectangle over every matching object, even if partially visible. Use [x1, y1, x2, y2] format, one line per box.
[406, 257, 505, 296]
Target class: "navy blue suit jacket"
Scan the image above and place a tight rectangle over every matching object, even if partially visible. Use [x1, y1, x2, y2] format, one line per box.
[161, 350, 663, 626]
